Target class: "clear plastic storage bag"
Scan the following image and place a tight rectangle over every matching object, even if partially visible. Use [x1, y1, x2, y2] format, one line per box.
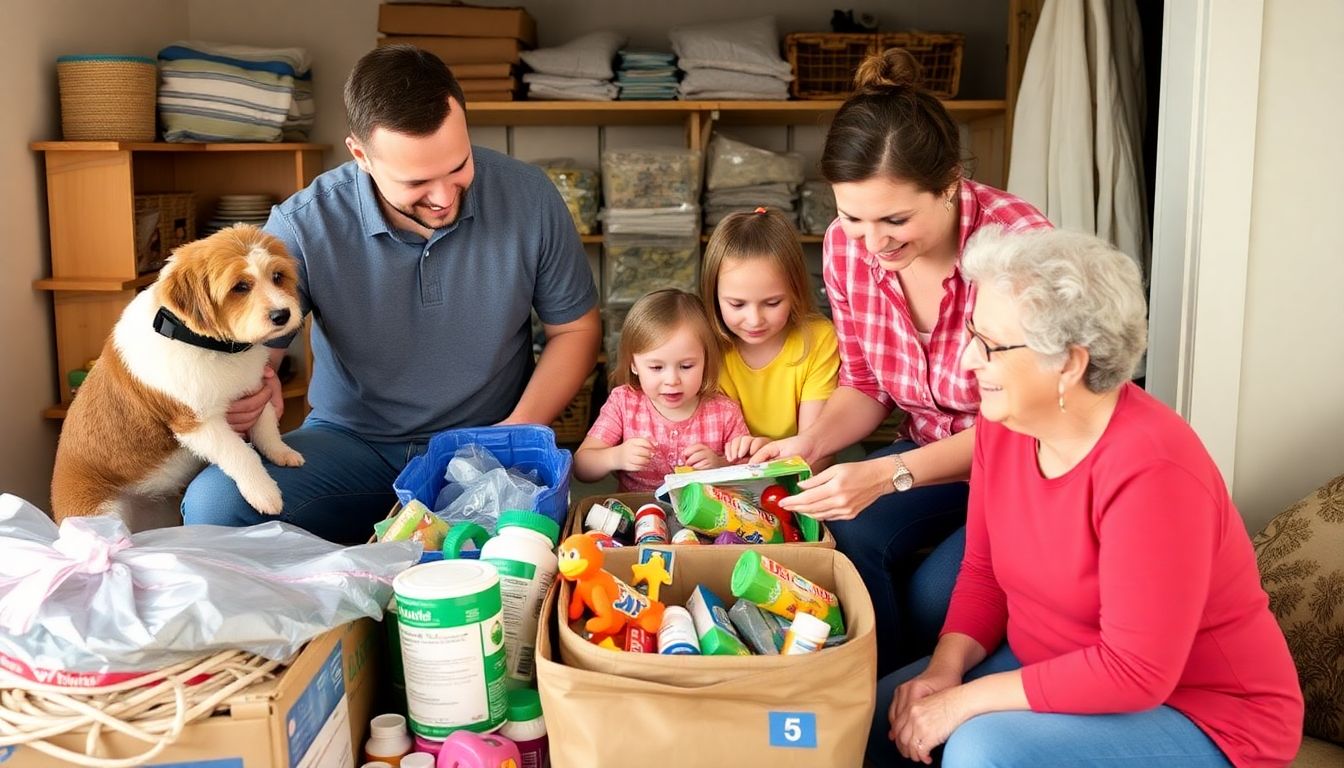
[0, 494, 419, 678]
[602, 147, 702, 208]
[602, 233, 701, 304]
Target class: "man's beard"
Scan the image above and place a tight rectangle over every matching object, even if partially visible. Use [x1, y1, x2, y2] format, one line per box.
[376, 185, 462, 230]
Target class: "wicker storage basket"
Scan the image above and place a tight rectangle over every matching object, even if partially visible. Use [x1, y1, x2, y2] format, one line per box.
[56, 55, 157, 141]
[550, 371, 597, 444]
[786, 33, 877, 100]
[133, 193, 196, 273]
[879, 32, 965, 98]
[785, 32, 965, 100]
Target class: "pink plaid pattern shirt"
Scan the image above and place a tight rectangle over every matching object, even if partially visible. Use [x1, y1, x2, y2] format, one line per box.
[587, 385, 751, 492]
[824, 179, 1051, 446]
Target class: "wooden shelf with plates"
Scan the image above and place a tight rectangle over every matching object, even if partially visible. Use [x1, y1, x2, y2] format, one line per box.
[32, 141, 329, 432]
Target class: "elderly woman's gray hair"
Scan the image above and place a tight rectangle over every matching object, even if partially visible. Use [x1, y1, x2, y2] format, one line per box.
[962, 227, 1148, 393]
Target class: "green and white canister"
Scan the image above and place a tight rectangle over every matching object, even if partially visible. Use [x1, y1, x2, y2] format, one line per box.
[394, 560, 508, 737]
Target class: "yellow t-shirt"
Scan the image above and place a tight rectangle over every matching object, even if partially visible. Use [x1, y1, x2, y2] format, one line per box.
[719, 317, 840, 440]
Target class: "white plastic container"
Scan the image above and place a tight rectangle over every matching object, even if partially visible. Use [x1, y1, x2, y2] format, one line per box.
[498, 688, 550, 768]
[364, 713, 412, 766]
[479, 510, 561, 687]
[399, 753, 435, 768]
[657, 605, 701, 655]
[781, 610, 830, 655]
[585, 502, 633, 543]
[394, 560, 508, 738]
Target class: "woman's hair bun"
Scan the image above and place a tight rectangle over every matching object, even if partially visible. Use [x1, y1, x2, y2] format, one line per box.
[853, 47, 922, 93]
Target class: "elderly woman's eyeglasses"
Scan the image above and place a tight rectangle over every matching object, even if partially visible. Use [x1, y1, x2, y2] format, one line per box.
[965, 318, 1028, 361]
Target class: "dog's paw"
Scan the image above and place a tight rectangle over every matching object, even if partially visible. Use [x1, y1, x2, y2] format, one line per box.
[270, 448, 305, 468]
[240, 478, 284, 516]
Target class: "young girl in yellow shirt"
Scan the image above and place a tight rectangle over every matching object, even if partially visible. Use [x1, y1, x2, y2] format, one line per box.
[701, 207, 840, 462]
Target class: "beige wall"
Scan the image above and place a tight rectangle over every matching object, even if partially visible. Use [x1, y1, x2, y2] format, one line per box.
[0, 0, 187, 510]
[1233, 0, 1344, 533]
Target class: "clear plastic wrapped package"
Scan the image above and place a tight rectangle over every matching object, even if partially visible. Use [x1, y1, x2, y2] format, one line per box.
[801, 179, 838, 235]
[602, 233, 700, 304]
[602, 147, 702, 208]
[535, 159, 600, 234]
[706, 134, 806, 191]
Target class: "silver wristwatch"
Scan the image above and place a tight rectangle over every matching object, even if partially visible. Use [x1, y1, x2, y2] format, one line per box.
[890, 453, 914, 492]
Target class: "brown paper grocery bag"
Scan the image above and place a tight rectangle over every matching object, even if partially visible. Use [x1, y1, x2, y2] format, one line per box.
[536, 545, 875, 767]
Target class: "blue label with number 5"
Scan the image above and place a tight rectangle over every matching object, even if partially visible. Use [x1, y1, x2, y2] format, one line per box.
[768, 711, 818, 748]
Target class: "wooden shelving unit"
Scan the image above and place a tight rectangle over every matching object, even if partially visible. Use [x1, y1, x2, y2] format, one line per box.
[32, 141, 328, 432]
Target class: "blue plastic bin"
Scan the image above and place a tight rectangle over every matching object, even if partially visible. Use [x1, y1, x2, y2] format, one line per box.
[392, 425, 572, 528]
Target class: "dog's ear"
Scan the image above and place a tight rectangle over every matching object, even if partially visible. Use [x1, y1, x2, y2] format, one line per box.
[158, 241, 225, 340]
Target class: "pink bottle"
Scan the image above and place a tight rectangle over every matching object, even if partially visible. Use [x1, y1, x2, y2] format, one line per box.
[434, 731, 521, 768]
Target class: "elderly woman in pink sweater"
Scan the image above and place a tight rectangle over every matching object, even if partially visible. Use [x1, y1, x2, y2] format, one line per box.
[870, 228, 1303, 767]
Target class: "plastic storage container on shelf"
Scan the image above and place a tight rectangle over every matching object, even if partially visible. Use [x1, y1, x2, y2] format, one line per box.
[392, 425, 573, 527]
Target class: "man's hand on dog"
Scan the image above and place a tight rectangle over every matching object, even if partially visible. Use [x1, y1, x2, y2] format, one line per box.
[227, 366, 284, 436]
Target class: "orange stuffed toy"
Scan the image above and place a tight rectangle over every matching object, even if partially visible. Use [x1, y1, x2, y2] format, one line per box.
[557, 532, 665, 636]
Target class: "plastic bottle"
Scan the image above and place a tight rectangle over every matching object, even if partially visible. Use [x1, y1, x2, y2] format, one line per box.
[479, 510, 561, 687]
[657, 605, 701, 655]
[364, 713, 413, 767]
[400, 754, 435, 768]
[674, 483, 784, 544]
[412, 735, 443, 758]
[670, 528, 702, 545]
[585, 502, 634, 544]
[730, 550, 845, 636]
[634, 503, 669, 545]
[498, 688, 550, 768]
[781, 610, 830, 654]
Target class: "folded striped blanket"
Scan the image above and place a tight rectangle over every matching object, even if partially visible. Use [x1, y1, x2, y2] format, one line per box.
[157, 41, 313, 142]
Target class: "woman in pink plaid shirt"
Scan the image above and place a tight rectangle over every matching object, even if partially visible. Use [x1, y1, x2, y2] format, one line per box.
[575, 289, 751, 492]
[753, 49, 1051, 676]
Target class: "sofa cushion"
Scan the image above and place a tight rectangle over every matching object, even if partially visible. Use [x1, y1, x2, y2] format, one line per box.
[1254, 472, 1344, 746]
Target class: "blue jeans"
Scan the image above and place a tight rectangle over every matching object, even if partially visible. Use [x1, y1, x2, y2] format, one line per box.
[181, 417, 427, 544]
[827, 441, 968, 676]
[869, 645, 1231, 767]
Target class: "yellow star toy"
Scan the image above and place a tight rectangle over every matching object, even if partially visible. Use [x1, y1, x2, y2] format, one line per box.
[630, 551, 673, 602]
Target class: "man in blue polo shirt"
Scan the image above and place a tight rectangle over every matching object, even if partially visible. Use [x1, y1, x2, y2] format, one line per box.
[181, 45, 600, 542]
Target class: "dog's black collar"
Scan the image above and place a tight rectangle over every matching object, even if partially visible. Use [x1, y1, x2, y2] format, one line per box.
[152, 307, 253, 353]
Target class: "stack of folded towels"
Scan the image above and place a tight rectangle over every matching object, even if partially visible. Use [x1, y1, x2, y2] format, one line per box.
[615, 50, 678, 101]
[670, 16, 792, 100]
[520, 31, 625, 101]
[157, 41, 314, 142]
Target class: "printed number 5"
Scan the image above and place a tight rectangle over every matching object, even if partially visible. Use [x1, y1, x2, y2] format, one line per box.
[768, 711, 816, 749]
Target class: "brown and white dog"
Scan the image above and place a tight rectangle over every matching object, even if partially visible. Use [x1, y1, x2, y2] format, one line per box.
[51, 224, 305, 521]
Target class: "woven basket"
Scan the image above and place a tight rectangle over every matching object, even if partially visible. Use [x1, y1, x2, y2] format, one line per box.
[550, 372, 597, 444]
[134, 193, 196, 273]
[56, 55, 157, 141]
[879, 32, 964, 99]
[785, 32, 965, 100]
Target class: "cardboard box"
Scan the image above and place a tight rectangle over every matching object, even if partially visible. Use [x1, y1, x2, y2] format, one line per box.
[457, 77, 517, 93]
[5, 619, 381, 768]
[380, 34, 523, 65]
[378, 3, 537, 46]
[450, 62, 515, 79]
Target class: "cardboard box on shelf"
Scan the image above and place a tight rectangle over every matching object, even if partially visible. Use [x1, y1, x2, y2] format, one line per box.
[457, 77, 517, 93]
[4, 618, 381, 768]
[377, 3, 537, 46]
[379, 34, 523, 65]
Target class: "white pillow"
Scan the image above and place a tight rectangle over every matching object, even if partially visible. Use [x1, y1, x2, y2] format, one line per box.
[520, 30, 626, 80]
[670, 16, 792, 80]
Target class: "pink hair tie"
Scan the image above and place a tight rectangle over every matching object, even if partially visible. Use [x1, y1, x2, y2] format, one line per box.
[753, 206, 767, 214]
